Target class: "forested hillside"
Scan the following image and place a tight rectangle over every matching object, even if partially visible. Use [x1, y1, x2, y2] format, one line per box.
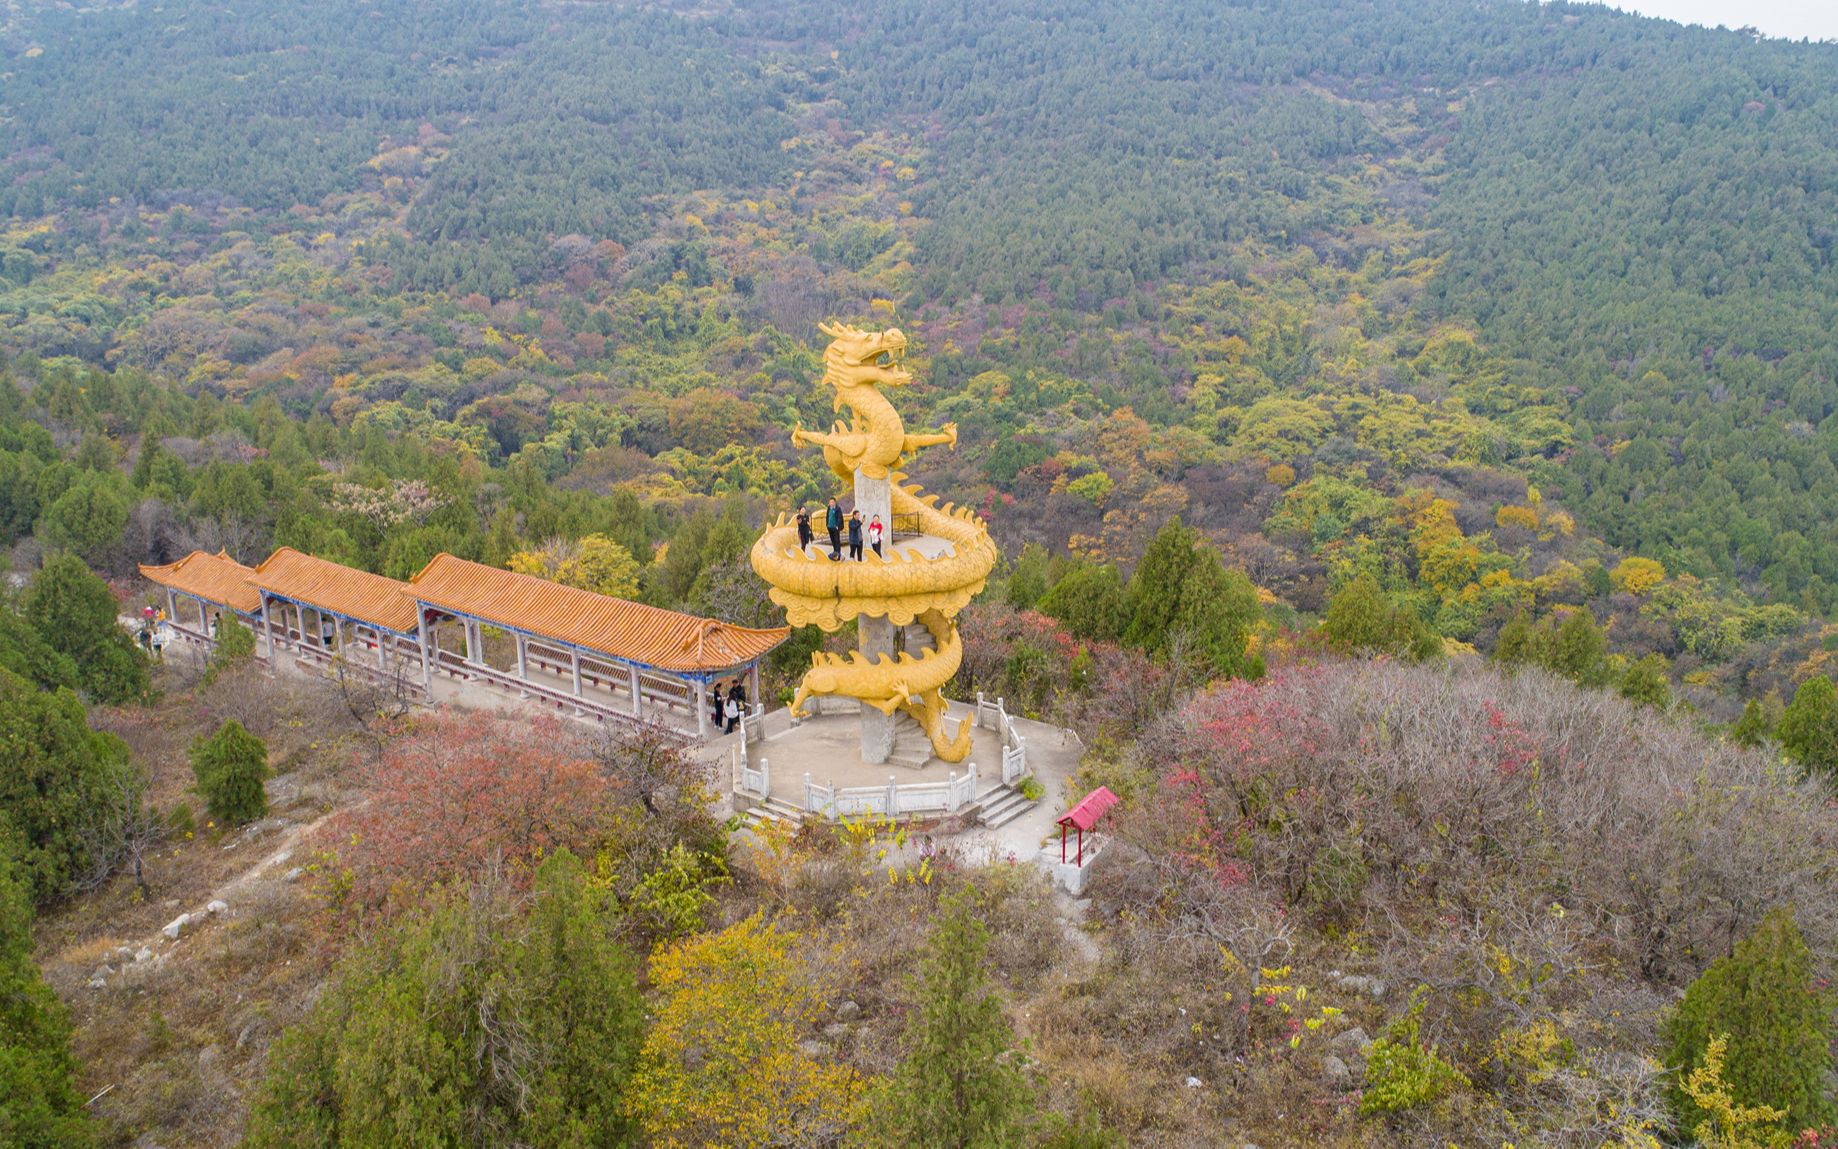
[8, 1, 1838, 1146]
[4, 0, 1838, 713]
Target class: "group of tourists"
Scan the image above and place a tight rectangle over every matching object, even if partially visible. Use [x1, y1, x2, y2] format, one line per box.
[796, 497, 884, 562]
[137, 605, 171, 658]
[710, 680, 750, 734]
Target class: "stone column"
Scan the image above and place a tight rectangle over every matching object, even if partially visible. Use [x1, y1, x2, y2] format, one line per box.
[858, 614, 895, 763]
[854, 467, 897, 763]
[853, 470, 892, 550]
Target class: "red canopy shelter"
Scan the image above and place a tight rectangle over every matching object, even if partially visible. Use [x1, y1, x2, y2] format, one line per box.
[1057, 786, 1118, 866]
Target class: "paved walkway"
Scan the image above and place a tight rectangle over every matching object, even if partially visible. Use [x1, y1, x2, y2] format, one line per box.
[723, 704, 1088, 858]
[259, 632, 1093, 857]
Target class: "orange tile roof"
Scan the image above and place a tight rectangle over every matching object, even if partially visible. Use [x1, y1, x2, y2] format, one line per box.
[410, 553, 789, 673]
[138, 550, 264, 614]
[247, 547, 421, 633]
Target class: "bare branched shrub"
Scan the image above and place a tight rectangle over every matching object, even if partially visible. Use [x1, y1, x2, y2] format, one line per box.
[1086, 659, 1837, 1144]
[1116, 660, 1838, 988]
[330, 652, 419, 761]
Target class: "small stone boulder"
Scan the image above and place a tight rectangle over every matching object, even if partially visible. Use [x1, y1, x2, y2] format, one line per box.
[1334, 973, 1387, 1000]
[1185, 1076, 1203, 1089]
[162, 913, 190, 940]
[134, 947, 153, 963]
[207, 900, 229, 916]
[1331, 1026, 1371, 1053]
[833, 1000, 861, 1023]
[1323, 1054, 1352, 1087]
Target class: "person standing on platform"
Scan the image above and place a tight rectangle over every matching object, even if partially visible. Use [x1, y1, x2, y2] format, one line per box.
[710, 682, 725, 731]
[796, 506, 814, 552]
[724, 691, 741, 734]
[825, 498, 844, 561]
[847, 510, 864, 561]
[868, 514, 884, 558]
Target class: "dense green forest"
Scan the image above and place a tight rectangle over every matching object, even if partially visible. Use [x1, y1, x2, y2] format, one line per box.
[9, 2, 1838, 1146]
[6, 0, 1838, 714]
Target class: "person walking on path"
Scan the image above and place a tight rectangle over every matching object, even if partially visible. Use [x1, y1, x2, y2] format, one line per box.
[825, 498, 844, 560]
[847, 510, 864, 561]
[796, 506, 814, 552]
[868, 514, 884, 558]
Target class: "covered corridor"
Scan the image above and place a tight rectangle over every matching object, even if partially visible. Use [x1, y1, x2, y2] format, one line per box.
[139, 548, 789, 736]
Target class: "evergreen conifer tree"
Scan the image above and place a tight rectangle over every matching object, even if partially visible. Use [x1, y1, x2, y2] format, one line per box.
[20, 553, 148, 704]
[1617, 654, 1671, 711]
[188, 720, 269, 826]
[881, 887, 1039, 1149]
[1661, 909, 1834, 1135]
[1037, 564, 1130, 644]
[1005, 544, 1051, 611]
[1322, 575, 1440, 663]
[1546, 609, 1611, 688]
[1776, 676, 1838, 780]
[1729, 699, 1773, 748]
[1123, 518, 1199, 655]
[0, 848, 93, 1147]
[1493, 609, 1539, 667]
[0, 668, 136, 903]
[202, 617, 255, 685]
[1168, 549, 1263, 679]
[249, 852, 643, 1148]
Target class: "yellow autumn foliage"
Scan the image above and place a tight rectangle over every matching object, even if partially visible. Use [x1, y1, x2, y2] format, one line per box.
[1495, 504, 1539, 530]
[1611, 556, 1667, 596]
[628, 915, 867, 1148]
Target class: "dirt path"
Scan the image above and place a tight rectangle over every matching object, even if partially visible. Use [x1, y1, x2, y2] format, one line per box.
[59, 806, 344, 976]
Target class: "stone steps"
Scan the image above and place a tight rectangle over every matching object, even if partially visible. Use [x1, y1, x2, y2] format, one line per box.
[886, 711, 933, 768]
[741, 795, 805, 831]
[973, 784, 1035, 828]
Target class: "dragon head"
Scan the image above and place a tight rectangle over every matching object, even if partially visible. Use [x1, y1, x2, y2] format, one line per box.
[819, 321, 911, 391]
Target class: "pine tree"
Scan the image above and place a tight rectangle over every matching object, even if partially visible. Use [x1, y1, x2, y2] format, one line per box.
[1168, 549, 1263, 680]
[0, 668, 136, 903]
[1322, 575, 1440, 663]
[1122, 517, 1199, 655]
[1546, 609, 1611, 688]
[1322, 574, 1393, 654]
[1493, 609, 1540, 667]
[1776, 675, 1838, 780]
[881, 887, 1039, 1149]
[1729, 699, 1773, 748]
[20, 553, 148, 704]
[1038, 564, 1130, 643]
[249, 852, 644, 1148]
[202, 616, 256, 685]
[189, 720, 269, 826]
[0, 848, 93, 1148]
[1662, 909, 1834, 1134]
[1005, 544, 1051, 611]
[1617, 654, 1671, 711]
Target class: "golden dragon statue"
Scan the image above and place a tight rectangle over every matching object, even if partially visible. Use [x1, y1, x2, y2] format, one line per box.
[751, 322, 998, 762]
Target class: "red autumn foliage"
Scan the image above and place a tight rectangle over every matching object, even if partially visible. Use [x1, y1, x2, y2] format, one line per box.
[318, 711, 614, 910]
[1110, 659, 1838, 988]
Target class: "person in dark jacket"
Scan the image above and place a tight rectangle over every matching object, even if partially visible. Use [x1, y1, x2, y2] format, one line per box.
[826, 498, 844, 560]
[796, 506, 814, 551]
[710, 682, 725, 730]
[847, 510, 864, 561]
